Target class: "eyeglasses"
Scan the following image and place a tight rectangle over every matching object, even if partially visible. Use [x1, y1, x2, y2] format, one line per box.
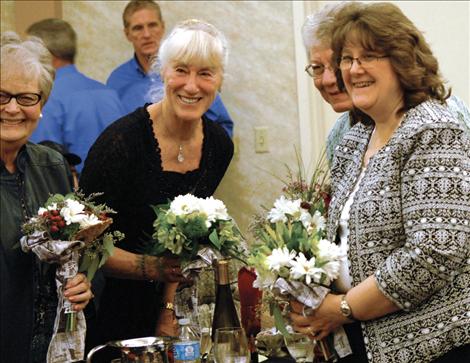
[339, 55, 388, 71]
[305, 63, 334, 79]
[0, 91, 42, 106]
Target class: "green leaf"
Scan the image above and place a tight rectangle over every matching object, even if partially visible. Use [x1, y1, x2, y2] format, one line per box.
[272, 303, 291, 338]
[79, 253, 93, 273]
[86, 258, 100, 281]
[209, 229, 221, 249]
[46, 193, 65, 205]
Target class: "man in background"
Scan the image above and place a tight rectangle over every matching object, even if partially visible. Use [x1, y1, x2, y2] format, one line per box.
[28, 19, 125, 173]
[107, 0, 234, 137]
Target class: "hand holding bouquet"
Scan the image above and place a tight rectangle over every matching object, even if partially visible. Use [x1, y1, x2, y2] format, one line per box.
[248, 155, 346, 361]
[146, 194, 245, 320]
[20, 192, 123, 363]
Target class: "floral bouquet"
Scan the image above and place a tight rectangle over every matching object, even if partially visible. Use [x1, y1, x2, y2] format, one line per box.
[248, 155, 348, 361]
[20, 192, 123, 363]
[146, 194, 246, 320]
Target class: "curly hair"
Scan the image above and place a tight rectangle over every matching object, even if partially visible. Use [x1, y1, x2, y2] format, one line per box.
[331, 2, 450, 112]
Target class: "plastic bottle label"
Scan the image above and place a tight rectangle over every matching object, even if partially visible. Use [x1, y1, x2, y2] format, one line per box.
[174, 341, 200, 361]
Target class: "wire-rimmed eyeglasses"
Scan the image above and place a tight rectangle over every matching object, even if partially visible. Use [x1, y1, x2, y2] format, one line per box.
[304, 63, 334, 79]
[0, 91, 42, 106]
[339, 55, 388, 71]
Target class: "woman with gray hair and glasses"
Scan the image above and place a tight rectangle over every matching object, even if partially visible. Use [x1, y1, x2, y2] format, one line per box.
[0, 32, 93, 363]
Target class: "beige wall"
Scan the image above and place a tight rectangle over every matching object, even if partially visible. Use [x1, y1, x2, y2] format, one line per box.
[0, 1, 15, 34]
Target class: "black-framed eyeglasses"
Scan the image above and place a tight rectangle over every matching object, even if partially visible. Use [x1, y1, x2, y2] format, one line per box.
[305, 63, 334, 79]
[0, 91, 42, 106]
[339, 55, 388, 71]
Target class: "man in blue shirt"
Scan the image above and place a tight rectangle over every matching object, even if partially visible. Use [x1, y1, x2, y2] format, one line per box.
[28, 19, 125, 173]
[107, 0, 233, 137]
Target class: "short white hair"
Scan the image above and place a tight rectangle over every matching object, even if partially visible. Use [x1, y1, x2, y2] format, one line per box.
[149, 19, 228, 102]
[1, 31, 55, 105]
[302, 3, 346, 50]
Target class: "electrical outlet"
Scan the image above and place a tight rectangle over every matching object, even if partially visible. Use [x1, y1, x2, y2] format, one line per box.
[254, 126, 269, 153]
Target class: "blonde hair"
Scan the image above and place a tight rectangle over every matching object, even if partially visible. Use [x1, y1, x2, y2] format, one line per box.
[1, 31, 55, 105]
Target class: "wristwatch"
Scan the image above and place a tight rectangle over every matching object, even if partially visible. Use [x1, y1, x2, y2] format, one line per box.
[340, 295, 355, 320]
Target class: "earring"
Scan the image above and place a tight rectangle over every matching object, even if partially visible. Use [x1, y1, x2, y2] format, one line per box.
[40, 113, 43, 118]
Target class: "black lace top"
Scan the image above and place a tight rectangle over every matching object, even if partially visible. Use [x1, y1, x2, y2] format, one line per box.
[80, 105, 233, 345]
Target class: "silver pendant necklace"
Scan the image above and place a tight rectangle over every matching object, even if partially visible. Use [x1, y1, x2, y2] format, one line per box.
[177, 144, 184, 163]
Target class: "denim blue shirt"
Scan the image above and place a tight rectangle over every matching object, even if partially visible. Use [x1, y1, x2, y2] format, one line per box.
[106, 55, 234, 137]
[30, 65, 126, 173]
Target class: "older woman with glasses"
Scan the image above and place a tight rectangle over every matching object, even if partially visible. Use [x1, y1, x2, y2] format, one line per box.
[0, 32, 93, 363]
[290, 3, 470, 363]
[301, 3, 355, 166]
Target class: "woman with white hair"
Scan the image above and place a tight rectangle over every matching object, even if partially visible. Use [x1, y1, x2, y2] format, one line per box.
[0, 32, 93, 363]
[81, 19, 233, 360]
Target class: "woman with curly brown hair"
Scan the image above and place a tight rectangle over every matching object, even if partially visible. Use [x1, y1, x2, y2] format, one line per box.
[290, 2, 469, 362]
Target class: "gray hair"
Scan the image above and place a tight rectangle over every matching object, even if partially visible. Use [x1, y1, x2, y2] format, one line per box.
[149, 19, 228, 102]
[302, 2, 352, 50]
[1, 31, 55, 105]
[27, 18, 77, 62]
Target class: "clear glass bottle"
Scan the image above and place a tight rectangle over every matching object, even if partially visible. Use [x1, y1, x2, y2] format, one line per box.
[211, 259, 241, 342]
[174, 318, 201, 363]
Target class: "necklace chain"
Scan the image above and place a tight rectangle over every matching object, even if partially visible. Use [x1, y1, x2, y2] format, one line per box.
[177, 144, 184, 163]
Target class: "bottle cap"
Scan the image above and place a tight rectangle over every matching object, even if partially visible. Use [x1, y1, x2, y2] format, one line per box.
[178, 318, 190, 325]
[215, 259, 230, 285]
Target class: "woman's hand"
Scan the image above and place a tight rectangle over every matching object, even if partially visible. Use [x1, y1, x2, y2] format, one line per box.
[289, 294, 349, 340]
[64, 273, 93, 312]
[151, 256, 188, 283]
[155, 308, 179, 337]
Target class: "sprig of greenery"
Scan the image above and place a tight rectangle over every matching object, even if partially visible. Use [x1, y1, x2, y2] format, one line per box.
[79, 231, 124, 280]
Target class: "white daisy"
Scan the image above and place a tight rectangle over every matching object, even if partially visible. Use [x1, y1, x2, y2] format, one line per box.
[267, 196, 302, 223]
[290, 252, 323, 285]
[266, 247, 297, 271]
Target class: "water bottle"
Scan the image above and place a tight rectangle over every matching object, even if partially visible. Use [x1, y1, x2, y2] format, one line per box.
[174, 318, 201, 363]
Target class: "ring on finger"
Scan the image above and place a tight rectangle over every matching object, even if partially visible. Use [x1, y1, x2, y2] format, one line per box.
[308, 326, 317, 336]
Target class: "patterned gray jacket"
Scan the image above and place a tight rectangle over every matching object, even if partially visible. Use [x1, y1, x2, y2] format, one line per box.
[326, 99, 470, 363]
